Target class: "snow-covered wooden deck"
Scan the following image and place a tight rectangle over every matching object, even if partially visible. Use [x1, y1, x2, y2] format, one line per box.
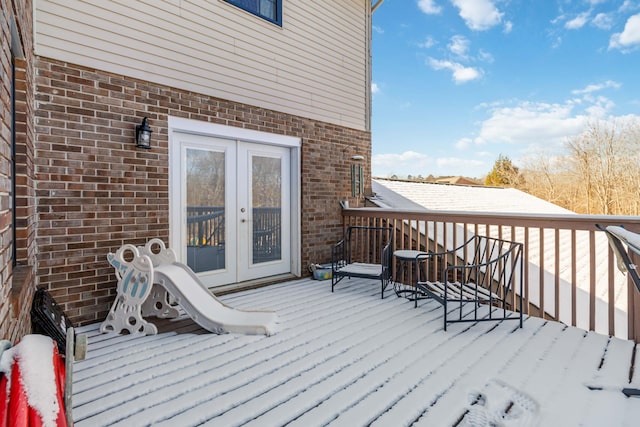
[72, 277, 640, 426]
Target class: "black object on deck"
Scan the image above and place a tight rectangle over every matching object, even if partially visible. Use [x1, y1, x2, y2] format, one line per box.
[31, 288, 74, 356]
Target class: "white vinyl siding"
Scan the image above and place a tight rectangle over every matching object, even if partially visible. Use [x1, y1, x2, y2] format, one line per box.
[34, 0, 369, 131]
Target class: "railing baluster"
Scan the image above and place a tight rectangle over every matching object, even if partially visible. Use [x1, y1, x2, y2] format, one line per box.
[539, 227, 545, 319]
[511, 225, 517, 310]
[571, 229, 577, 328]
[608, 243, 615, 336]
[555, 229, 560, 321]
[524, 227, 530, 316]
[629, 251, 640, 341]
[339, 206, 640, 341]
[589, 230, 596, 332]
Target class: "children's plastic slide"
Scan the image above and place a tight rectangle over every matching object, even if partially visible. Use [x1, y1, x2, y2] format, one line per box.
[100, 239, 277, 336]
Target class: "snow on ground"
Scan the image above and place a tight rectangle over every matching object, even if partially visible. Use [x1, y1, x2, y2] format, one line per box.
[70, 277, 640, 426]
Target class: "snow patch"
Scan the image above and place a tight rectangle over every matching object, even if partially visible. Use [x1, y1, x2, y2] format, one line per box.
[0, 335, 61, 427]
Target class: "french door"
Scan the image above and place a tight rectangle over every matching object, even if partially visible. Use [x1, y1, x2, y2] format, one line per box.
[174, 132, 291, 287]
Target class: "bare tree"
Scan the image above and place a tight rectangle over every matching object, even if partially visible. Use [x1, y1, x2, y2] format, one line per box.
[520, 155, 560, 205]
[252, 156, 281, 208]
[187, 149, 226, 207]
[511, 118, 640, 215]
[566, 120, 638, 214]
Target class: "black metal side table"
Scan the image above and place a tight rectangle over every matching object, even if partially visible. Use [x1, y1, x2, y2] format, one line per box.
[393, 249, 428, 307]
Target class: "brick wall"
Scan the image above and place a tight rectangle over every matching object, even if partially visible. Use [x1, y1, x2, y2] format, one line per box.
[35, 58, 371, 326]
[0, 0, 38, 342]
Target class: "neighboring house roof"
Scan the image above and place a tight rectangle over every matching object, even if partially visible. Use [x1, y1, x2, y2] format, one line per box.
[371, 178, 573, 214]
[370, 178, 627, 338]
[434, 176, 481, 186]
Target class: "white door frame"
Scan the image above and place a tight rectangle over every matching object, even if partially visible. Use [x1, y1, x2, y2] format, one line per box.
[168, 117, 302, 285]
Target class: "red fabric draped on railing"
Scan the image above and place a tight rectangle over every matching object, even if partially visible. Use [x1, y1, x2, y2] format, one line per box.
[0, 335, 67, 427]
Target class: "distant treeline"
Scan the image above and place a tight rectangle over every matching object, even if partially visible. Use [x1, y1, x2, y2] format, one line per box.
[485, 119, 640, 215]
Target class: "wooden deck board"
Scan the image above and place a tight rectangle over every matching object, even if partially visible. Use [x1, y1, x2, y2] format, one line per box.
[540, 331, 610, 425]
[75, 281, 392, 424]
[364, 309, 527, 427]
[145, 294, 418, 425]
[579, 336, 637, 426]
[410, 316, 546, 426]
[224, 304, 442, 426]
[71, 277, 640, 426]
[288, 305, 485, 427]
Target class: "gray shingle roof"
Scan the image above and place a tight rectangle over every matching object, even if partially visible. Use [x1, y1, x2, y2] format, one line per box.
[371, 179, 574, 214]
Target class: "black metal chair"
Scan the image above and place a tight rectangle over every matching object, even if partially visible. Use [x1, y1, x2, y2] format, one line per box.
[331, 226, 394, 298]
[416, 235, 524, 331]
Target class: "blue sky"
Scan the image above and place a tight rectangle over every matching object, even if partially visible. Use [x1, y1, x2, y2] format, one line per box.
[371, 0, 640, 179]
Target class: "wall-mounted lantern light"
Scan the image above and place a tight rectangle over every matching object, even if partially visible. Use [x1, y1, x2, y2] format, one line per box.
[350, 154, 365, 197]
[135, 117, 152, 149]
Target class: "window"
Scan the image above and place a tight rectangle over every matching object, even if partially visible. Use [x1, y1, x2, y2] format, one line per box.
[225, 0, 282, 26]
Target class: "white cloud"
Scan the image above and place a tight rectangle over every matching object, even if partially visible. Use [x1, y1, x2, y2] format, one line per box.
[584, 96, 615, 118]
[452, 66, 482, 82]
[372, 99, 640, 179]
[418, 36, 438, 49]
[476, 151, 493, 158]
[565, 11, 590, 29]
[478, 49, 494, 63]
[571, 80, 621, 95]
[448, 35, 470, 57]
[503, 21, 513, 34]
[460, 91, 640, 166]
[619, 1, 640, 13]
[417, 0, 442, 15]
[474, 101, 588, 147]
[373, 25, 385, 34]
[371, 82, 380, 94]
[455, 138, 472, 149]
[551, 14, 566, 26]
[609, 13, 640, 51]
[436, 157, 485, 169]
[372, 150, 488, 178]
[428, 58, 482, 84]
[451, 0, 503, 31]
[372, 151, 433, 176]
[592, 13, 613, 30]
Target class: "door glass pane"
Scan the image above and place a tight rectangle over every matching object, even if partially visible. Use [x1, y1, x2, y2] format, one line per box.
[186, 148, 226, 273]
[252, 156, 281, 264]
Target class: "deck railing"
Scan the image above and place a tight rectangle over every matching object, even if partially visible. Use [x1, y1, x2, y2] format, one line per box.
[187, 206, 225, 246]
[342, 206, 640, 342]
[186, 206, 281, 265]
